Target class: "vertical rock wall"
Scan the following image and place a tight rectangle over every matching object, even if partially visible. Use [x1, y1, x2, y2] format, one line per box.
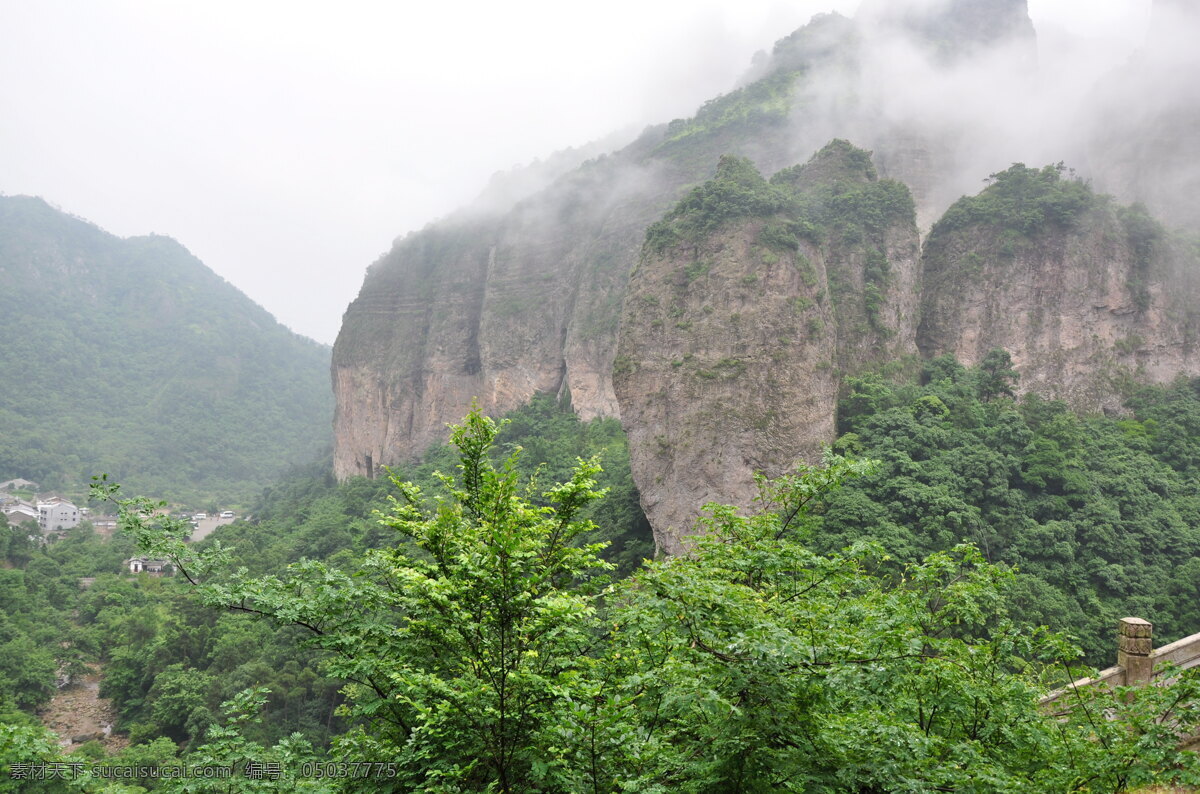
[614, 145, 921, 552]
[918, 182, 1200, 410]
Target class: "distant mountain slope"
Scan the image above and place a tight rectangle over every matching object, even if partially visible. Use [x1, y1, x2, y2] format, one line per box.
[0, 195, 333, 503]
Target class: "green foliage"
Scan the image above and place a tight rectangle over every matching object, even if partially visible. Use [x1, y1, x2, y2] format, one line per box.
[0, 635, 56, 712]
[932, 163, 1098, 240]
[825, 358, 1200, 663]
[978, 348, 1020, 401]
[805, 175, 915, 245]
[1119, 202, 1164, 310]
[595, 458, 1199, 791]
[682, 257, 712, 283]
[642, 141, 915, 356]
[8, 393, 646, 769]
[770, 140, 915, 247]
[0, 518, 138, 719]
[661, 69, 800, 146]
[645, 156, 790, 255]
[1048, 666, 1200, 792]
[758, 219, 807, 252]
[107, 408, 615, 792]
[374, 393, 652, 577]
[766, 12, 857, 73]
[654, 69, 802, 171]
[0, 196, 332, 504]
[0, 722, 88, 792]
[168, 687, 324, 792]
[769, 142, 917, 341]
[98, 409, 1200, 791]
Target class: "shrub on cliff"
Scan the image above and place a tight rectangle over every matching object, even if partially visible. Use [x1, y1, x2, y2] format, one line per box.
[932, 162, 1098, 239]
[645, 155, 790, 254]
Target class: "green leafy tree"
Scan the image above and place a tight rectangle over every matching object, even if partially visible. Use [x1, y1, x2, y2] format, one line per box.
[978, 348, 1019, 401]
[596, 461, 1200, 791]
[157, 687, 323, 793]
[97, 407, 613, 793]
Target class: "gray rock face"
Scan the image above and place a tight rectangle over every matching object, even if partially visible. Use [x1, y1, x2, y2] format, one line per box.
[919, 197, 1200, 412]
[330, 12, 834, 479]
[331, 5, 1200, 555]
[614, 145, 921, 553]
[613, 218, 839, 554]
[332, 158, 673, 477]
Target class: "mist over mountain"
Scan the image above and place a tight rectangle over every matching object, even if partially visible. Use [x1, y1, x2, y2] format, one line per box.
[333, 0, 1200, 551]
[1085, 0, 1200, 230]
[0, 195, 333, 503]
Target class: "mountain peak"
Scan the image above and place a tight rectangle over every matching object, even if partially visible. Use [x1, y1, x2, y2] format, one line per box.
[857, 0, 1035, 64]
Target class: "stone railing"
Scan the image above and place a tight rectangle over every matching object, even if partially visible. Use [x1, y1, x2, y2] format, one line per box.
[1041, 618, 1200, 748]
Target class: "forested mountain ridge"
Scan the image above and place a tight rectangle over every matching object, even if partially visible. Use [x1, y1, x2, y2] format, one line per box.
[0, 195, 333, 503]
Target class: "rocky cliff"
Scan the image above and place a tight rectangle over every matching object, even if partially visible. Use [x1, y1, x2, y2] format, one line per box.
[332, 1, 1200, 553]
[612, 144, 919, 552]
[332, 12, 857, 478]
[918, 164, 1200, 409]
[331, 1, 1023, 480]
[616, 155, 1200, 551]
[332, 146, 677, 478]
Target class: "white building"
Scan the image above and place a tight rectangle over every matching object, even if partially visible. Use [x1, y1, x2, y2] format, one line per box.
[126, 557, 173, 575]
[37, 499, 80, 532]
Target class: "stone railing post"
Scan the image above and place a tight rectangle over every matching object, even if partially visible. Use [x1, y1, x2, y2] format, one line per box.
[1117, 617, 1154, 685]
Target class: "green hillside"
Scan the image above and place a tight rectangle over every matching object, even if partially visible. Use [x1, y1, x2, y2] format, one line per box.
[0, 195, 333, 504]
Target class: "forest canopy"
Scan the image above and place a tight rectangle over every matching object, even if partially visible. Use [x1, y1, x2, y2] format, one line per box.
[57, 404, 1200, 792]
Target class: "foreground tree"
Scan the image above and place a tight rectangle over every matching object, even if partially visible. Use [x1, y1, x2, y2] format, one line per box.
[96, 410, 1200, 792]
[601, 487, 1200, 791]
[99, 407, 612, 792]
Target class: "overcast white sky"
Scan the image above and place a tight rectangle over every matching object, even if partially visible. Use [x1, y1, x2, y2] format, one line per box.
[0, 1, 1152, 344]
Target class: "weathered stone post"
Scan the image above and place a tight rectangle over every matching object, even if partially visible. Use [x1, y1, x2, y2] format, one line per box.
[1117, 617, 1154, 685]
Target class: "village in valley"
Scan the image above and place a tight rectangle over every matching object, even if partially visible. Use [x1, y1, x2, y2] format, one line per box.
[0, 477, 237, 576]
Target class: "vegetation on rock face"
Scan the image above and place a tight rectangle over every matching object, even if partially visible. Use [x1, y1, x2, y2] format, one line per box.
[823, 353, 1200, 664]
[0, 196, 333, 504]
[660, 69, 801, 150]
[645, 142, 915, 262]
[1118, 201, 1166, 310]
[644, 155, 792, 255]
[931, 163, 1098, 241]
[774, 142, 916, 344]
[650, 14, 856, 172]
